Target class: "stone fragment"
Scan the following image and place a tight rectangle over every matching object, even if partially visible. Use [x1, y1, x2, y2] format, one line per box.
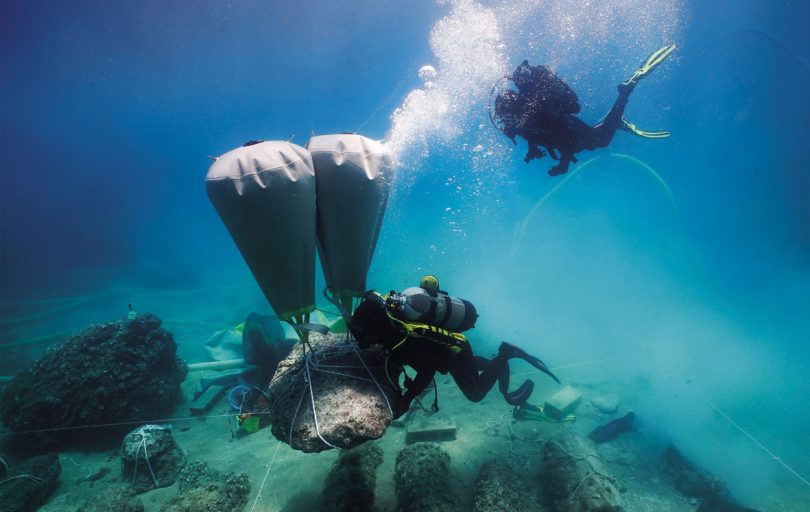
[543, 386, 583, 421]
[405, 415, 456, 444]
[268, 333, 398, 453]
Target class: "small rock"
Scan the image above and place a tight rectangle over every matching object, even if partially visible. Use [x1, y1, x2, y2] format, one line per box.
[590, 394, 620, 414]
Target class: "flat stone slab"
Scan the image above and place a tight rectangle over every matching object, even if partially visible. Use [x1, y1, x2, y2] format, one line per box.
[189, 384, 224, 415]
[405, 415, 456, 444]
[543, 385, 582, 421]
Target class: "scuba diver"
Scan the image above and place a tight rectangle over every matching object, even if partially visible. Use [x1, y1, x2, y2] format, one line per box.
[491, 44, 676, 176]
[349, 275, 560, 419]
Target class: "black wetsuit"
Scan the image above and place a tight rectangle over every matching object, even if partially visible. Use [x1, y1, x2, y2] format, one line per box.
[349, 291, 541, 419]
[497, 61, 633, 176]
[386, 332, 508, 410]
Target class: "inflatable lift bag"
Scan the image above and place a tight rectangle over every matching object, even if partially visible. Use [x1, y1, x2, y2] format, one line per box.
[308, 134, 391, 306]
[205, 141, 316, 320]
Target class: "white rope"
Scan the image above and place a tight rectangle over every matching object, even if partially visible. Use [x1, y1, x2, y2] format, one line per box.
[509, 353, 810, 489]
[249, 439, 282, 512]
[304, 355, 340, 450]
[676, 372, 810, 488]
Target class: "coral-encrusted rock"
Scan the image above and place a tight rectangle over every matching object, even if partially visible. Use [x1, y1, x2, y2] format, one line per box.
[320, 443, 384, 512]
[394, 443, 459, 512]
[0, 314, 187, 450]
[268, 333, 398, 453]
[474, 460, 539, 512]
[161, 461, 250, 512]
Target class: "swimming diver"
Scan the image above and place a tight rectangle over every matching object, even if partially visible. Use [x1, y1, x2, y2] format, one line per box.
[349, 275, 560, 419]
[492, 44, 676, 176]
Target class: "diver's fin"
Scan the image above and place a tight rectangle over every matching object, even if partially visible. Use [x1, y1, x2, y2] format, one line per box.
[623, 43, 676, 87]
[499, 341, 561, 383]
[503, 379, 535, 405]
[620, 117, 671, 139]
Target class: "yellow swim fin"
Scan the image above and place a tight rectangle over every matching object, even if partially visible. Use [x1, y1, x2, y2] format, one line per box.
[623, 43, 676, 87]
[620, 117, 671, 139]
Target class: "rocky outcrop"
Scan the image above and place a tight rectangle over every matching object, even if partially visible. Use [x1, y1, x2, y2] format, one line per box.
[0, 314, 187, 450]
[268, 333, 398, 453]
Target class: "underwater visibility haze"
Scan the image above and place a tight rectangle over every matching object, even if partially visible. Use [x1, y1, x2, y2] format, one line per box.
[1, 1, 809, 511]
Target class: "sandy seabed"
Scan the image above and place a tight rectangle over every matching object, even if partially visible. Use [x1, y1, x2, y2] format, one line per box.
[26, 360, 805, 512]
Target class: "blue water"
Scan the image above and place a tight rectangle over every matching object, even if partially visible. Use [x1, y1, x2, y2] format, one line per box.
[2, 0, 809, 509]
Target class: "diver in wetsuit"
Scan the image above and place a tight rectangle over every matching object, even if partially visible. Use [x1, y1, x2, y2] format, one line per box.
[493, 44, 676, 176]
[349, 277, 559, 419]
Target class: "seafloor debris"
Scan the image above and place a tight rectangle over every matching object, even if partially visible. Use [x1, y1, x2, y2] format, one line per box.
[473, 460, 539, 512]
[319, 442, 384, 512]
[268, 333, 399, 453]
[76, 484, 144, 512]
[160, 460, 250, 512]
[662, 444, 727, 498]
[394, 442, 459, 512]
[120, 424, 186, 493]
[541, 431, 623, 512]
[589, 411, 635, 444]
[0, 314, 187, 449]
[0, 452, 61, 512]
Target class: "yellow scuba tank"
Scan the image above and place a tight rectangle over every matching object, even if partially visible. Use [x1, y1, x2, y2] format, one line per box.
[386, 276, 478, 332]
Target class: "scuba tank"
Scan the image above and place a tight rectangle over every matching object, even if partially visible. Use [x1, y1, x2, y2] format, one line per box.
[386, 282, 478, 332]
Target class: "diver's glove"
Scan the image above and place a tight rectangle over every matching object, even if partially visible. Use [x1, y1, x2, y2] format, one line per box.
[524, 146, 546, 163]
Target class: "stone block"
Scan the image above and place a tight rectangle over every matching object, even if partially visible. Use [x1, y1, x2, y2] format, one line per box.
[543, 385, 582, 421]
